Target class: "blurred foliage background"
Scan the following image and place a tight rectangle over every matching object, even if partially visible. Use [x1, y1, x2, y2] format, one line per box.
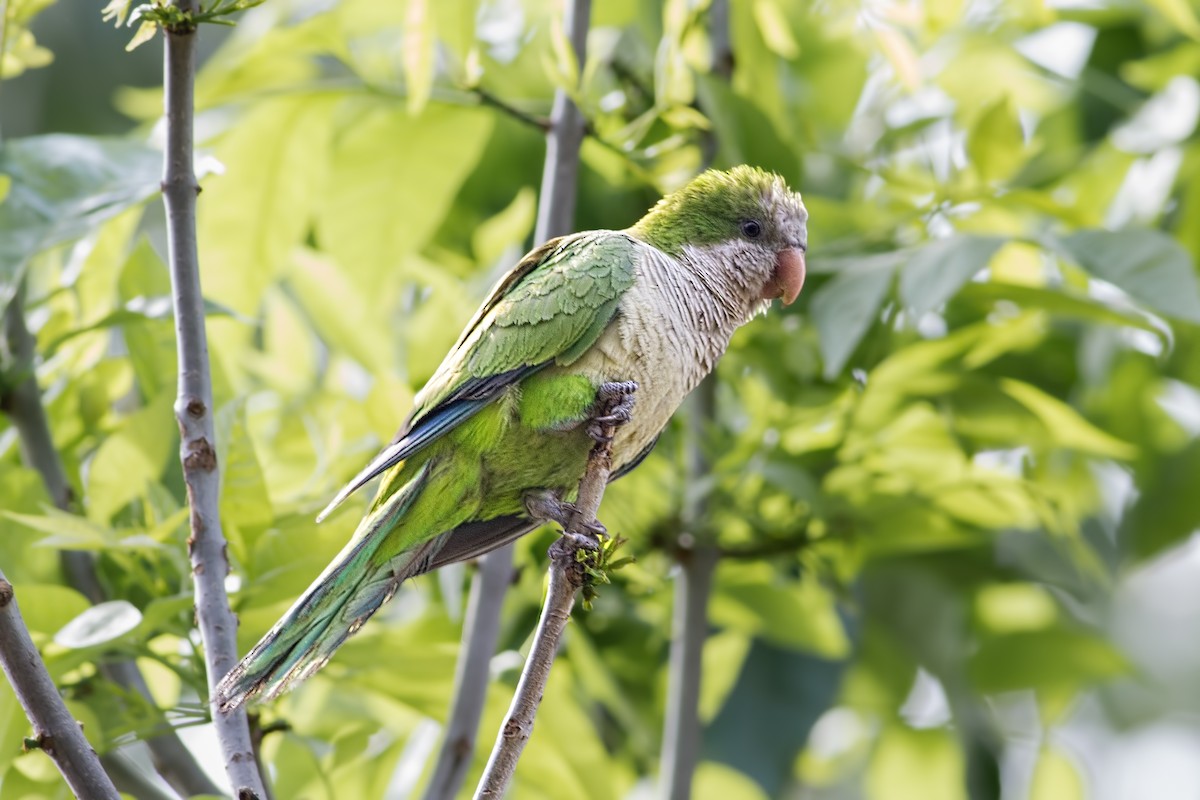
[3, 0, 1200, 798]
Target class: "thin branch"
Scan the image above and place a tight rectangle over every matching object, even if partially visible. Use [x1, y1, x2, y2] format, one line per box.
[0, 571, 121, 799]
[474, 385, 629, 799]
[472, 87, 550, 131]
[716, 530, 811, 560]
[659, 4, 732, 797]
[425, 2, 592, 797]
[103, 661, 222, 797]
[100, 750, 179, 800]
[422, 552, 512, 800]
[2, 288, 222, 797]
[161, 6, 267, 798]
[658, 540, 717, 800]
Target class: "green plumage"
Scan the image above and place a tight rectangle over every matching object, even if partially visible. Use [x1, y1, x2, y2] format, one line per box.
[215, 233, 635, 709]
[214, 165, 805, 712]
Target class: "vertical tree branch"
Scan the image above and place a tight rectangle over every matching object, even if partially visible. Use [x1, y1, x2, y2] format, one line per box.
[2, 289, 221, 797]
[0, 571, 120, 799]
[161, 7, 266, 798]
[474, 386, 627, 799]
[658, 3, 731, 797]
[425, 2, 592, 797]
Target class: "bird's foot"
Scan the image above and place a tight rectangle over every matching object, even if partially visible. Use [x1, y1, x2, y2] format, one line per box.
[587, 380, 638, 444]
[523, 490, 608, 539]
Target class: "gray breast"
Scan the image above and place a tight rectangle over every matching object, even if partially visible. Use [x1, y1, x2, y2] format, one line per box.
[573, 244, 746, 468]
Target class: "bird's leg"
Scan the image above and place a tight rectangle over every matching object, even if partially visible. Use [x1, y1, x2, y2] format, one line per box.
[586, 380, 638, 444]
[522, 381, 636, 540]
[524, 490, 607, 539]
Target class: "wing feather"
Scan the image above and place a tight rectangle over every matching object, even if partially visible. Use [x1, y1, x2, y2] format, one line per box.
[317, 231, 637, 521]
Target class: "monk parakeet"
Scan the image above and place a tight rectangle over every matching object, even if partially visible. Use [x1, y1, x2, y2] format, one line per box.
[215, 165, 807, 711]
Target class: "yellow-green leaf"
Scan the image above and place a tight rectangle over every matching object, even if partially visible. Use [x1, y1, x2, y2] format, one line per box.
[403, 0, 434, 115]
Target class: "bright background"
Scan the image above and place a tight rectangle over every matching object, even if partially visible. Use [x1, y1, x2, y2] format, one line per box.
[3, 0, 1200, 798]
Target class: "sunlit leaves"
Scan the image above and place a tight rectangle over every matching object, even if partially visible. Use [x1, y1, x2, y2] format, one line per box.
[0, 0, 57, 79]
[315, 104, 493, 294]
[198, 94, 338, 316]
[0, 135, 160, 311]
[54, 600, 142, 649]
[967, 96, 1030, 184]
[403, 0, 435, 114]
[969, 628, 1129, 693]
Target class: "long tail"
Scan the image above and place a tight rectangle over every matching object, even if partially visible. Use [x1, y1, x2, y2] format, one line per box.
[214, 464, 442, 713]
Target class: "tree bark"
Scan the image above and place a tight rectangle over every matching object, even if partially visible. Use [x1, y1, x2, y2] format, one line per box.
[0, 571, 120, 800]
[161, 7, 267, 798]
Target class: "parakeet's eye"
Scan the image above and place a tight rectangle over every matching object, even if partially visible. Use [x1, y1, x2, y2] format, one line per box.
[741, 219, 763, 238]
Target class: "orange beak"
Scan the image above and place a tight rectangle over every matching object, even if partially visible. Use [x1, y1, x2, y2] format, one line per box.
[761, 247, 806, 305]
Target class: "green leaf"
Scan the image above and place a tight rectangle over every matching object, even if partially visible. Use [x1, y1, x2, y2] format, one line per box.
[1029, 748, 1084, 800]
[698, 631, 752, 723]
[197, 94, 338, 315]
[693, 762, 769, 800]
[125, 20, 160, 52]
[967, 96, 1028, 184]
[751, 0, 800, 59]
[402, 0, 434, 114]
[315, 104, 493, 294]
[85, 392, 175, 523]
[899, 235, 1005, 315]
[1121, 438, 1200, 558]
[9, 585, 91, 637]
[866, 727, 963, 800]
[711, 570, 850, 657]
[3, 507, 110, 550]
[0, 135, 160, 311]
[695, 76, 802, 185]
[1144, 0, 1200, 39]
[969, 628, 1129, 693]
[1055, 229, 1200, 323]
[999, 378, 1137, 459]
[956, 281, 1166, 339]
[811, 259, 896, 379]
[53, 601, 142, 649]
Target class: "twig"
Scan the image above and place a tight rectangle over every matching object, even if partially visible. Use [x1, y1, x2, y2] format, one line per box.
[659, 4, 731, 797]
[2, 288, 222, 797]
[0, 571, 121, 799]
[100, 750, 179, 800]
[160, 5, 267, 798]
[422, 551, 512, 800]
[425, 2, 592, 796]
[474, 386, 628, 799]
[473, 87, 550, 131]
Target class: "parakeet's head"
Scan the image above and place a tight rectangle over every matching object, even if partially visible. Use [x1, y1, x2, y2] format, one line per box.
[629, 165, 808, 307]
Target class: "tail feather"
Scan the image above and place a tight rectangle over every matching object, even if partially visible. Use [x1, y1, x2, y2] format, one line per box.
[215, 463, 437, 712]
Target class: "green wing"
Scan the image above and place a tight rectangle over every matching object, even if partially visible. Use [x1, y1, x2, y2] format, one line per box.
[316, 230, 638, 520]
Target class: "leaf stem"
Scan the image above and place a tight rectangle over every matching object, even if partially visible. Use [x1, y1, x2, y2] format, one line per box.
[160, 4, 267, 797]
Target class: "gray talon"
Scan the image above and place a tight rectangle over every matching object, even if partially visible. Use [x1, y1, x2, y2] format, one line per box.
[523, 491, 608, 539]
[587, 381, 637, 443]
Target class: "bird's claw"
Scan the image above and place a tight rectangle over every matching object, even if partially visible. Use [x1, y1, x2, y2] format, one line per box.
[588, 381, 638, 444]
[523, 491, 608, 539]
